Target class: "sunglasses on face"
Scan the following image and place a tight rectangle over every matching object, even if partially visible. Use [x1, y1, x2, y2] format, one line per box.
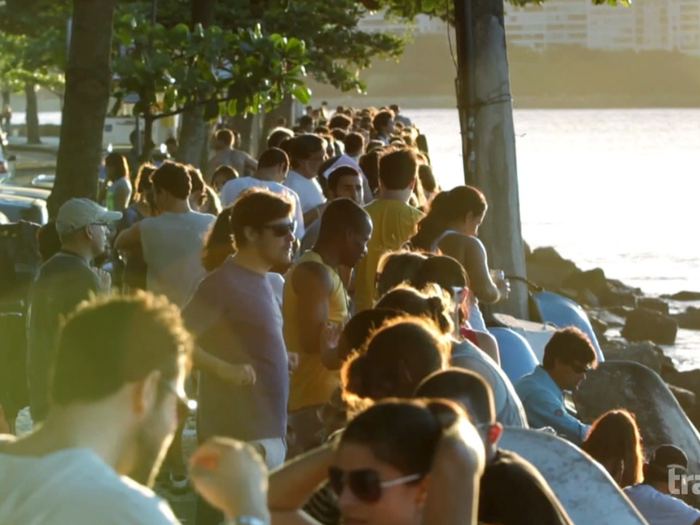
[159, 379, 197, 422]
[262, 221, 296, 237]
[328, 466, 422, 503]
[569, 362, 591, 374]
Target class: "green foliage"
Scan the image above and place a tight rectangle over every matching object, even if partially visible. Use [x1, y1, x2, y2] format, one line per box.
[0, 0, 68, 91]
[111, 7, 309, 121]
[155, 0, 405, 94]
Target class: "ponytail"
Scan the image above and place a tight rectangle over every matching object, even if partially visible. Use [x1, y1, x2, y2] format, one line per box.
[201, 208, 235, 272]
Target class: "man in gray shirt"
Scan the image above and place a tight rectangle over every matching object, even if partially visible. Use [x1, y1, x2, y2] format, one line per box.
[115, 161, 215, 308]
[183, 188, 295, 525]
[27, 198, 120, 423]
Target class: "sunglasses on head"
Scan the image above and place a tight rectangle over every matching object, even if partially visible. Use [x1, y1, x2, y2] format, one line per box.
[328, 467, 422, 503]
[262, 221, 296, 237]
[159, 379, 197, 422]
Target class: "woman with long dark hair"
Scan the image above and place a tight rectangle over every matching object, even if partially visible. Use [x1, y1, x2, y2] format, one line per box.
[409, 186, 507, 331]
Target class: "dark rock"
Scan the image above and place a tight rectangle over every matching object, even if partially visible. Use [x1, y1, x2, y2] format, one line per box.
[665, 370, 700, 396]
[621, 308, 678, 345]
[599, 289, 638, 308]
[602, 339, 662, 373]
[589, 308, 625, 327]
[638, 297, 670, 316]
[526, 247, 580, 290]
[667, 384, 696, 412]
[673, 307, 700, 330]
[579, 289, 600, 308]
[562, 268, 608, 298]
[608, 279, 643, 296]
[608, 306, 635, 318]
[664, 291, 700, 302]
[589, 316, 608, 339]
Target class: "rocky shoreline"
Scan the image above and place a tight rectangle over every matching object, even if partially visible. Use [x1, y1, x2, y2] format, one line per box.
[526, 246, 700, 429]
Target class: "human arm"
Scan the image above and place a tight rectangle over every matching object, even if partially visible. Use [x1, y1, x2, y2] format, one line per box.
[189, 437, 271, 524]
[244, 154, 259, 176]
[268, 444, 334, 515]
[422, 418, 485, 525]
[193, 347, 256, 386]
[114, 222, 142, 253]
[114, 181, 131, 212]
[520, 388, 589, 444]
[441, 235, 500, 304]
[292, 262, 333, 355]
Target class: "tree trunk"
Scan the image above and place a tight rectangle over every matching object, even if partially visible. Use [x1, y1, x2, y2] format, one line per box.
[175, 0, 216, 168]
[258, 95, 294, 153]
[177, 106, 209, 167]
[24, 83, 40, 144]
[471, 0, 528, 319]
[2, 89, 9, 108]
[47, 0, 117, 217]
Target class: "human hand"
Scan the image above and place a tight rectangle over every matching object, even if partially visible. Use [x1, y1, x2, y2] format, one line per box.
[189, 437, 269, 521]
[320, 321, 343, 352]
[288, 352, 299, 374]
[94, 268, 112, 293]
[218, 363, 256, 386]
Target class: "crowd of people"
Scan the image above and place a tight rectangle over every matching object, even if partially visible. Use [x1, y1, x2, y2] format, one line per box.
[0, 103, 698, 525]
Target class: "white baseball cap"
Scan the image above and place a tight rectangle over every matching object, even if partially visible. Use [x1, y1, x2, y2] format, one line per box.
[56, 198, 122, 236]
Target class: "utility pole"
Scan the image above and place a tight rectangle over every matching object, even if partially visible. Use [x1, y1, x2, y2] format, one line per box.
[453, 0, 476, 186]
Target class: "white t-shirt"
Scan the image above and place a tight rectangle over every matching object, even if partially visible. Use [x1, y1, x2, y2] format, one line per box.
[283, 170, 325, 213]
[220, 177, 305, 238]
[624, 483, 700, 525]
[0, 447, 179, 524]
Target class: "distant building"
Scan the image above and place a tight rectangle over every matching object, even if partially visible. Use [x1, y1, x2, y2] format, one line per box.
[357, 10, 445, 34]
[359, 0, 700, 55]
[505, 0, 700, 55]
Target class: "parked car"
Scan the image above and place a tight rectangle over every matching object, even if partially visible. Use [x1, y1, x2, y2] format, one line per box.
[0, 194, 48, 225]
[0, 185, 50, 201]
[30, 174, 54, 190]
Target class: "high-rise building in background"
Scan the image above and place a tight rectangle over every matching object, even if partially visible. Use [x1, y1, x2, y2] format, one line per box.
[359, 0, 700, 55]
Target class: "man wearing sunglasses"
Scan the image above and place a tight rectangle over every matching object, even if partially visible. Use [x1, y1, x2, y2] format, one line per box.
[27, 198, 121, 425]
[515, 327, 598, 444]
[183, 188, 296, 525]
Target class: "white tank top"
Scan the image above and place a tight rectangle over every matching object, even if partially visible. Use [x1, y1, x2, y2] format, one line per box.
[140, 211, 216, 308]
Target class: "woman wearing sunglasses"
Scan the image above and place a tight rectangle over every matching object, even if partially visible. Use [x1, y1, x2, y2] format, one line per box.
[268, 399, 484, 525]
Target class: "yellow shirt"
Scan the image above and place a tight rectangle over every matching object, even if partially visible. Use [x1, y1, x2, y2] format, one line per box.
[283, 250, 349, 412]
[354, 199, 424, 313]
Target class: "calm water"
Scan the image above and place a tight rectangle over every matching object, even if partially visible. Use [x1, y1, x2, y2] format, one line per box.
[412, 108, 700, 369]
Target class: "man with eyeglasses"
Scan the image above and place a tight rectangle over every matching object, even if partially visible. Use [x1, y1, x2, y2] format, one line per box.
[0, 292, 195, 523]
[27, 198, 120, 424]
[515, 327, 598, 444]
[183, 188, 295, 525]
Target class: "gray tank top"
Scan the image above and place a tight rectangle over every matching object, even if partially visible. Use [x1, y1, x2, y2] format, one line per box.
[140, 211, 216, 308]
